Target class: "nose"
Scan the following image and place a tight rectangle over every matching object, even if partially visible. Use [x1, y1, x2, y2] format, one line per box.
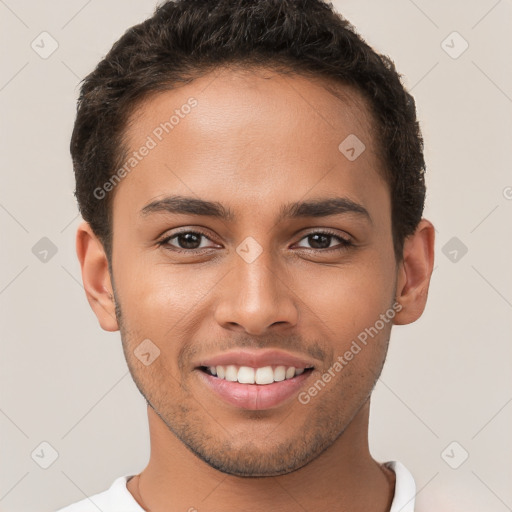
[213, 250, 299, 336]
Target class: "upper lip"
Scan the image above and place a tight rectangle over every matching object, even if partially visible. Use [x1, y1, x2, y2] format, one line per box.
[195, 349, 316, 369]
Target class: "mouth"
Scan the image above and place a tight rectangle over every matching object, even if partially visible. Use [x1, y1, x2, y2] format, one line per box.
[193, 349, 318, 410]
[198, 364, 314, 384]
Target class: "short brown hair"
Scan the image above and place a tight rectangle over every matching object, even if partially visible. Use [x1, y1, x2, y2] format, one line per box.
[71, 0, 426, 263]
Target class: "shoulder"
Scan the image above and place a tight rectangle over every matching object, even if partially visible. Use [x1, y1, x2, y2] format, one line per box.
[385, 461, 417, 512]
[54, 475, 142, 512]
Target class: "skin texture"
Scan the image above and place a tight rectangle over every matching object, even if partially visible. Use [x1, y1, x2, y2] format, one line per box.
[76, 67, 435, 511]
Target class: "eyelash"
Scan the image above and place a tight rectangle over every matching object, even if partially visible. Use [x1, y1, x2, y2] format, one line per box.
[156, 229, 353, 254]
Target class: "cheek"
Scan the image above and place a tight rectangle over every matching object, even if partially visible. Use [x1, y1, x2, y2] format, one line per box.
[114, 258, 221, 363]
[300, 265, 394, 410]
[294, 261, 396, 389]
[116, 252, 190, 319]
[298, 256, 395, 340]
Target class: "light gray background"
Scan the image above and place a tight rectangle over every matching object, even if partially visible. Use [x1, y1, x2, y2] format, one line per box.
[1, 1, 511, 511]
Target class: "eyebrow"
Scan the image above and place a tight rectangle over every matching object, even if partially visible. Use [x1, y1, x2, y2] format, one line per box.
[140, 195, 372, 224]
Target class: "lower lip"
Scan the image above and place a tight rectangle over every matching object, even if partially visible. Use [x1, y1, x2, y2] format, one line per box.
[196, 369, 313, 410]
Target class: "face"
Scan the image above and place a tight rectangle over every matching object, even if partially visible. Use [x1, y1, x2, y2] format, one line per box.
[109, 67, 398, 477]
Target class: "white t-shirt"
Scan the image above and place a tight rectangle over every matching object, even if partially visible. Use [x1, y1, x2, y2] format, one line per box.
[55, 461, 416, 512]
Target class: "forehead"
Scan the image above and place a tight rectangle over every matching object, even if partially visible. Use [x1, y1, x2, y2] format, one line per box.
[126, 65, 377, 153]
[114, 66, 388, 221]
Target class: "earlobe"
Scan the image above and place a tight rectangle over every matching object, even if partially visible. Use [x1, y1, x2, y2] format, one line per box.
[393, 218, 435, 326]
[76, 221, 119, 332]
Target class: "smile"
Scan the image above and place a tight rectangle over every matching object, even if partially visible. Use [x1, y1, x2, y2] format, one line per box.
[200, 364, 313, 384]
[193, 349, 317, 410]
[196, 365, 315, 410]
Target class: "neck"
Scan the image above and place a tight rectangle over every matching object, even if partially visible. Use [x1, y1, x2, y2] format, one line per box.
[127, 401, 395, 512]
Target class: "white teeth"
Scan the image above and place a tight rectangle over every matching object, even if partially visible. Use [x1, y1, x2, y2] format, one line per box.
[207, 364, 310, 384]
[225, 365, 238, 382]
[237, 366, 255, 384]
[274, 365, 286, 382]
[255, 366, 274, 385]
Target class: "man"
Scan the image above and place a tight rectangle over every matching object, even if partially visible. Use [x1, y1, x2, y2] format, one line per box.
[58, 0, 435, 510]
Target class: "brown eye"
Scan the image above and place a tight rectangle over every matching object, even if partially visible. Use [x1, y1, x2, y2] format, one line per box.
[158, 230, 219, 251]
[173, 232, 203, 249]
[307, 233, 332, 249]
[295, 231, 352, 251]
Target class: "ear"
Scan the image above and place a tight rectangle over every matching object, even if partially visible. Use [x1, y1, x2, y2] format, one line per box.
[393, 218, 435, 325]
[76, 221, 119, 332]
